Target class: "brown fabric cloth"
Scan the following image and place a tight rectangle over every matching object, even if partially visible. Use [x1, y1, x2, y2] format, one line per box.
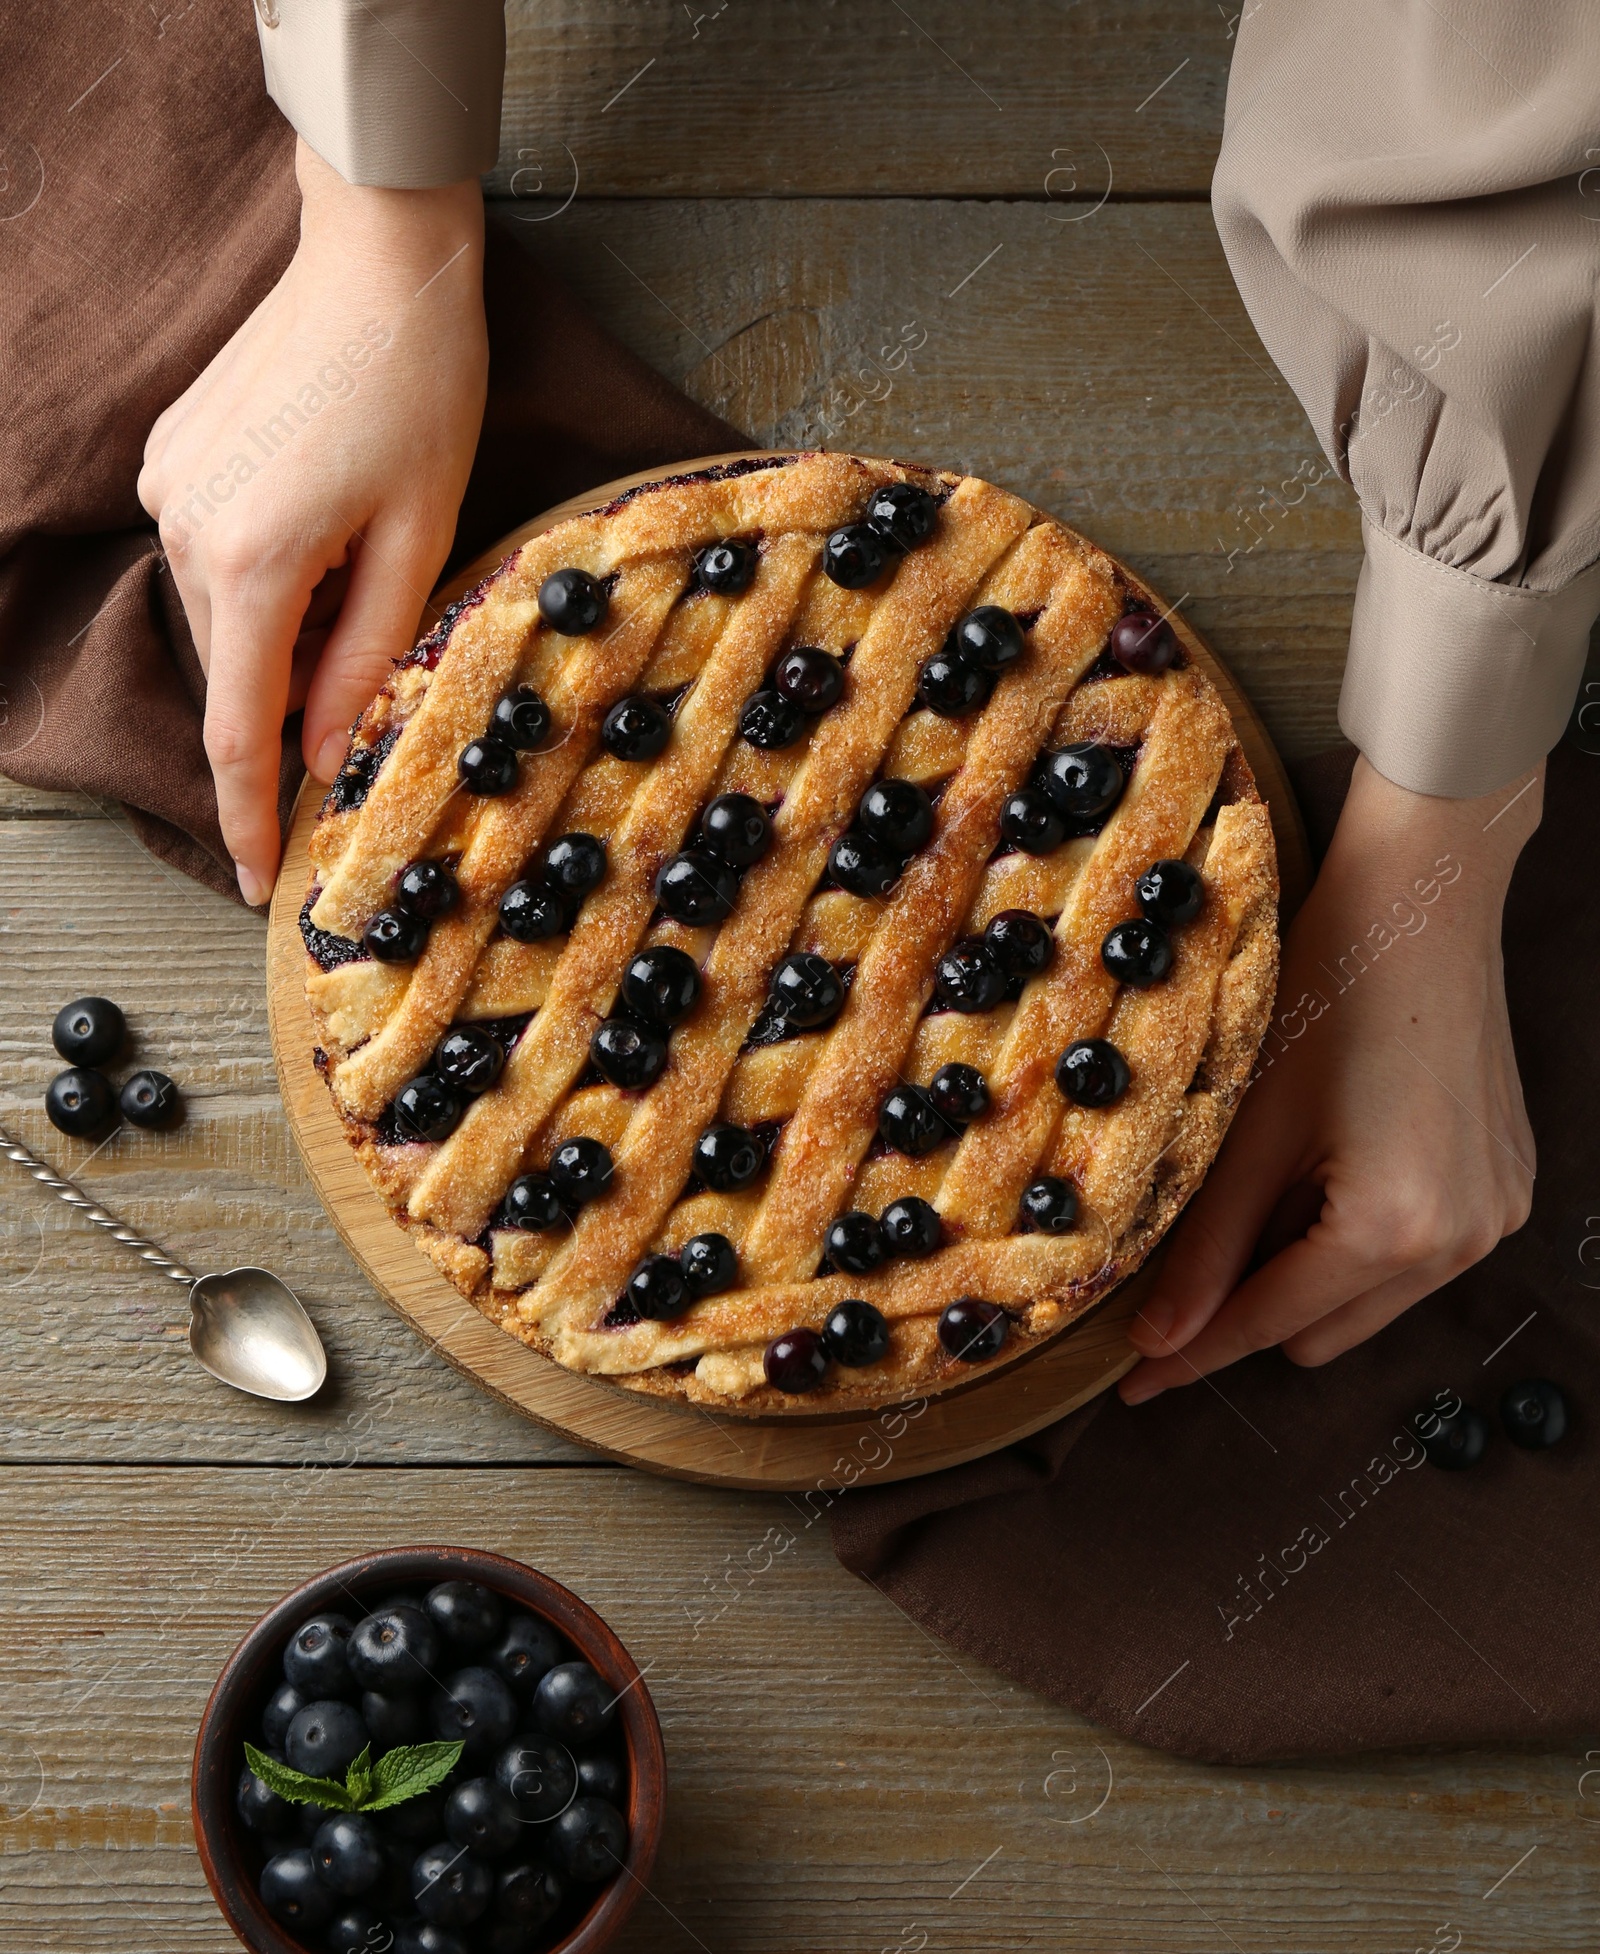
[832, 735, 1600, 1762]
[0, 0, 736, 899]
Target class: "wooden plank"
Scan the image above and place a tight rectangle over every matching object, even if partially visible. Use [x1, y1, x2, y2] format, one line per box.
[495, 0, 1231, 198]
[0, 778, 102, 818]
[491, 197, 1357, 764]
[3, 1467, 1592, 1951]
[0, 823, 595, 1464]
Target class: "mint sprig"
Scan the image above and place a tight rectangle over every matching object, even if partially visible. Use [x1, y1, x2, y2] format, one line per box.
[244, 1740, 462, 1814]
[365, 1743, 467, 1812]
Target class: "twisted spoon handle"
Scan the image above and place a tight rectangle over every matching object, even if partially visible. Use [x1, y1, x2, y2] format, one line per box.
[0, 1119, 195, 1285]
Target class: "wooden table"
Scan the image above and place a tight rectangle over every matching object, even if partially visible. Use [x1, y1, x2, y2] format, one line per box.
[2, 5, 1592, 1949]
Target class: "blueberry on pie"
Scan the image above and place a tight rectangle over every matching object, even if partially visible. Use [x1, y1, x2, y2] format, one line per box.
[304, 453, 1278, 1411]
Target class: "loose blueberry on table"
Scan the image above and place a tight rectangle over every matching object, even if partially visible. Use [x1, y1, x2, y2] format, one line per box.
[52, 995, 125, 1065]
[1411, 1399, 1490, 1470]
[242, 1582, 631, 1953]
[41, 999, 183, 1135]
[1500, 1377, 1569, 1449]
[45, 1066, 116, 1138]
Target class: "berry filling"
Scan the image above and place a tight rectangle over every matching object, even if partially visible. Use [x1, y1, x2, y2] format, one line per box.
[300, 894, 365, 972]
[326, 727, 399, 814]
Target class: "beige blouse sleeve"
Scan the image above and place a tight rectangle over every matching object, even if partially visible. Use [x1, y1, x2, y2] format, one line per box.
[1213, 3, 1600, 798]
[252, 0, 504, 189]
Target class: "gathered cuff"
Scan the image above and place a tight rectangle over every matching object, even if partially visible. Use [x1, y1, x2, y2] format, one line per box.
[1339, 519, 1600, 799]
[254, 0, 504, 188]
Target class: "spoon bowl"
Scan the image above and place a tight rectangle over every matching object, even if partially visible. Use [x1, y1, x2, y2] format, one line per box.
[188, 1269, 327, 1402]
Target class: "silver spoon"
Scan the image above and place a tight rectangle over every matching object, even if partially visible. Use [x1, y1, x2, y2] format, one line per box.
[0, 1120, 327, 1402]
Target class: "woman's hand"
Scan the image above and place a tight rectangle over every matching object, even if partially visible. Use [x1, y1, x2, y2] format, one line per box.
[1120, 754, 1540, 1403]
[138, 139, 488, 904]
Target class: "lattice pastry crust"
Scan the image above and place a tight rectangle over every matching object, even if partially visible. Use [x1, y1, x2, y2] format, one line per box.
[303, 454, 1278, 1414]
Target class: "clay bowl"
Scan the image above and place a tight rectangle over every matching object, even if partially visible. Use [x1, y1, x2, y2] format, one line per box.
[192, 1545, 665, 1954]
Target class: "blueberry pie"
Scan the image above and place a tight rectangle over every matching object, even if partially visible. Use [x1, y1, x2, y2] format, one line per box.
[302, 453, 1278, 1412]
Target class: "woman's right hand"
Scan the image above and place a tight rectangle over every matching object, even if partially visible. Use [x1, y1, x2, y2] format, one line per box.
[1121, 755, 1539, 1402]
[138, 137, 489, 904]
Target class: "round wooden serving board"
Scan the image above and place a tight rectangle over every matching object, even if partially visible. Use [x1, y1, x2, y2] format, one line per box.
[267, 454, 1310, 1491]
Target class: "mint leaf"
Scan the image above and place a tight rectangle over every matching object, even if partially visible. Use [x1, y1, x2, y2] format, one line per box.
[243, 1742, 354, 1811]
[360, 1741, 465, 1812]
[344, 1744, 374, 1809]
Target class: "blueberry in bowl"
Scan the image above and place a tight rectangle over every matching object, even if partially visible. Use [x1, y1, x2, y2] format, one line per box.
[193, 1547, 663, 1954]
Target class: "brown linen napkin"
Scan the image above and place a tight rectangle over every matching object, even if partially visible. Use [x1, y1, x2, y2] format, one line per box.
[0, 0, 736, 899]
[832, 736, 1600, 1762]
